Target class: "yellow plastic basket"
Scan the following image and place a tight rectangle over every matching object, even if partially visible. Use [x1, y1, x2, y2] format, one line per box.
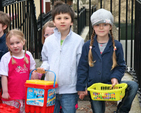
[87, 83, 128, 101]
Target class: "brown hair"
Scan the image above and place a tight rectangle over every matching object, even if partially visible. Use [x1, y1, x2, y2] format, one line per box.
[88, 29, 117, 70]
[42, 21, 55, 44]
[0, 11, 10, 33]
[88, 30, 96, 67]
[6, 29, 29, 64]
[110, 30, 117, 69]
[51, 1, 74, 22]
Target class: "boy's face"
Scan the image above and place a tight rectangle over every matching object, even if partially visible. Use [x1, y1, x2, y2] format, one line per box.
[53, 13, 73, 33]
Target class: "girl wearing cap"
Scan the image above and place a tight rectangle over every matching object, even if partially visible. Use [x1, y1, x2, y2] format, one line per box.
[76, 8, 138, 113]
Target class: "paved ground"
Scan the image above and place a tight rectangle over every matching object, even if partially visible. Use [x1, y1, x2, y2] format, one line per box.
[76, 101, 117, 113]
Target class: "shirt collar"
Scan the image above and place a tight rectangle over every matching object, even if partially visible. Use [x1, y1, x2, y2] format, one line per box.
[54, 27, 72, 40]
[93, 34, 113, 47]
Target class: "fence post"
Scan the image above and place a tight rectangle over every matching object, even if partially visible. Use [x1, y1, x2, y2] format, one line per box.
[0, 0, 4, 11]
[77, 0, 79, 34]
[30, 0, 38, 58]
[89, 0, 91, 39]
[135, 0, 141, 103]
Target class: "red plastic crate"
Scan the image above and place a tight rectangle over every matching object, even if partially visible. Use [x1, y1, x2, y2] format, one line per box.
[0, 99, 20, 113]
[25, 69, 58, 113]
[0, 103, 20, 113]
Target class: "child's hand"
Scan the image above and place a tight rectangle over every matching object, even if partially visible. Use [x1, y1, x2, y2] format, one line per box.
[78, 90, 88, 100]
[31, 71, 39, 80]
[36, 67, 46, 74]
[84, 89, 88, 95]
[2, 92, 10, 99]
[111, 78, 119, 89]
[31, 68, 46, 80]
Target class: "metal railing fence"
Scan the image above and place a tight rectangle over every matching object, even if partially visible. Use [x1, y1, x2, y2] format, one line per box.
[1, 0, 37, 58]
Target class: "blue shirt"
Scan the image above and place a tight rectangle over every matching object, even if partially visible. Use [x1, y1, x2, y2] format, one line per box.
[76, 35, 126, 91]
[0, 33, 8, 61]
[0, 33, 8, 88]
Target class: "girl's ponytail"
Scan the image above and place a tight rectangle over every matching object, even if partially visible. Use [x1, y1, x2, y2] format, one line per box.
[88, 30, 96, 67]
[10, 51, 16, 64]
[24, 46, 29, 64]
[110, 30, 117, 70]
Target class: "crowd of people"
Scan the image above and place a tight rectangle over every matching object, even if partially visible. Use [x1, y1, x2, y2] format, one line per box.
[0, 1, 138, 113]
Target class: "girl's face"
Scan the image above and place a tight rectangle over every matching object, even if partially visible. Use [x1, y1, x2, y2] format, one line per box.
[93, 23, 112, 38]
[7, 35, 25, 57]
[53, 13, 73, 33]
[44, 27, 54, 39]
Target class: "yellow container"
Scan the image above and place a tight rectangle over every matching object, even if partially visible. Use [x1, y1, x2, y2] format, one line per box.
[87, 83, 127, 101]
[26, 80, 57, 85]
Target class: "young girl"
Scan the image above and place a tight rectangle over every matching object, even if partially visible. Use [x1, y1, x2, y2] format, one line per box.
[35, 1, 84, 113]
[76, 9, 138, 113]
[36, 21, 55, 80]
[40, 21, 55, 79]
[0, 29, 36, 113]
[42, 21, 55, 44]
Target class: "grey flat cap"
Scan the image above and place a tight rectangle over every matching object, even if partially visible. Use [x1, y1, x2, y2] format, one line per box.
[91, 8, 114, 26]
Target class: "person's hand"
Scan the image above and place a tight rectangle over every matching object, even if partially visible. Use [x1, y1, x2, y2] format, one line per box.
[78, 90, 88, 100]
[31, 68, 46, 80]
[2, 92, 10, 99]
[110, 78, 119, 89]
[78, 91, 85, 100]
[36, 67, 46, 74]
[31, 71, 39, 80]
[84, 89, 88, 95]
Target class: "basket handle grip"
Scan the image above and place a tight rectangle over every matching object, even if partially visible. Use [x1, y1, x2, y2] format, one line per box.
[29, 69, 56, 87]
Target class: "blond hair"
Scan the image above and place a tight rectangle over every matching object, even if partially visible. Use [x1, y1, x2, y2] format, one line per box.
[42, 21, 55, 44]
[88, 29, 117, 70]
[6, 29, 29, 64]
[0, 11, 10, 33]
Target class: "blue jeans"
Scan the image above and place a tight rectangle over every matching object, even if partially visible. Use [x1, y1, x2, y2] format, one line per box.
[89, 81, 138, 113]
[116, 81, 138, 113]
[53, 93, 78, 113]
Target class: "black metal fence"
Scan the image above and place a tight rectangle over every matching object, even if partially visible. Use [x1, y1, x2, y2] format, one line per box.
[77, 7, 86, 35]
[1, 0, 37, 58]
[134, 0, 141, 104]
[36, 11, 52, 58]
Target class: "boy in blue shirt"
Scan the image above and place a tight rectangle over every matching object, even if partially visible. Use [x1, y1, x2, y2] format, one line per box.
[0, 11, 10, 94]
[0, 11, 10, 61]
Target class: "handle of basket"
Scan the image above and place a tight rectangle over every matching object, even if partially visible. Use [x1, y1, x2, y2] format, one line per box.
[1, 98, 21, 109]
[29, 69, 56, 87]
